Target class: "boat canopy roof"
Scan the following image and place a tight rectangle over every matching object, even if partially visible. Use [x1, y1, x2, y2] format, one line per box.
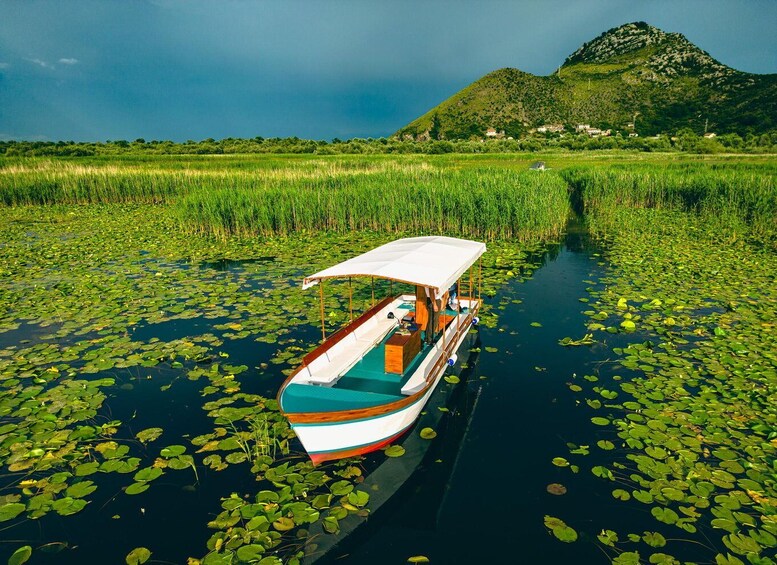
[302, 236, 486, 298]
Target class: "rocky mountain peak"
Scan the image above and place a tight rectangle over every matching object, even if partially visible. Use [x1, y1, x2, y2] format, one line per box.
[564, 22, 667, 65]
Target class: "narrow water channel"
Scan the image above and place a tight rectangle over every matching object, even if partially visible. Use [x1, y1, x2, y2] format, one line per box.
[326, 229, 625, 564]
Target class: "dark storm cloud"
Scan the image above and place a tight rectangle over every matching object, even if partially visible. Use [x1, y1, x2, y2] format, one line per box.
[1, 0, 775, 141]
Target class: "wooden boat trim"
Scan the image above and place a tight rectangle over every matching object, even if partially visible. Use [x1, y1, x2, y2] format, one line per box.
[281, 304, 478, 424]
[300, 295, 395, 366]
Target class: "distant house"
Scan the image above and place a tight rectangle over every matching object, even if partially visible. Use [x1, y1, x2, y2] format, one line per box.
[484, 128, 505, 139]
[537, 124, 565, 133]
[629, 132, 639, 138]
[703, 132, 717, 138]
[586, 128, 602, 136]
[529, 161, 546, 171]
[575, 124, 590, 132]
[626, 122, 635, 129]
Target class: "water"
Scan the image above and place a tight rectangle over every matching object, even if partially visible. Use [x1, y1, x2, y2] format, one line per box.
[2, 230, 656, 564]
[320, 232, 641, 564]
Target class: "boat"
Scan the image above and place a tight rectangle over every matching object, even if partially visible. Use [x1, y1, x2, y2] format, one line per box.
[277, 235, 485, 464]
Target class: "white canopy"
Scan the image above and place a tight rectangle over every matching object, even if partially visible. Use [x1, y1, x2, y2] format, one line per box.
[302, 236, 486, 298]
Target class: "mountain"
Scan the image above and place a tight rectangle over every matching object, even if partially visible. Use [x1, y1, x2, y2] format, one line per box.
[395, 22, 777, 139]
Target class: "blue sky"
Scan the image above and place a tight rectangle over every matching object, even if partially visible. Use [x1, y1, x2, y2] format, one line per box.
[1, 0, 775, 142]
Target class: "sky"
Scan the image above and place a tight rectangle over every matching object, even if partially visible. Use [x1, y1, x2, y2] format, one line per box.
[1, 0, 775, 142]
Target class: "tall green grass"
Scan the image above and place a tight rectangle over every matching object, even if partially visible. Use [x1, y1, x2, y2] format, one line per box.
[2, 155, 774, 243]
[563, 163, 777, 243]
[176, 167, 570, 240]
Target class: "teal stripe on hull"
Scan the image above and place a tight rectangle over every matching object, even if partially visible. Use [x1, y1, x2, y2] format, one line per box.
[282, 383, 403, 414]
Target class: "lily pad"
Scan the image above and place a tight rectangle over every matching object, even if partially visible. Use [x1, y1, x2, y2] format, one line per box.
[126, 547, 151, 565]
[8, 546, 32, 565]
[384, 445, 405, 458]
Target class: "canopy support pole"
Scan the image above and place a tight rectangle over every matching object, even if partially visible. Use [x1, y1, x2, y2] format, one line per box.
[469, 265, 474, 306]
[371, 277, 375, 307]
[456, 279, 460, 330]
[348, 277, 353, 323]
[319, 280, 326, 342]
[478, 256, 482, 302]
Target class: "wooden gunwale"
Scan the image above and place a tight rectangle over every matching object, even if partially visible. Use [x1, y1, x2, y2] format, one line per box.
[282, 300, 479, 424]
[301, 295, 395, 366]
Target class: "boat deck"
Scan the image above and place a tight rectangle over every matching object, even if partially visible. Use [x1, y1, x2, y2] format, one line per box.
[281, 296, 471, 415]
[334, 330, 430, 396]
[334, 304, 461, 396]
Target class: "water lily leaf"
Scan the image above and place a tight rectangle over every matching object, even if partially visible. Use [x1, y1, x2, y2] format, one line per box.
[633, 490, 654, 504]
[715, 554, 745, 565]
[651, 507, 678, 525]
[322, 516, 339, 534]
[74, 461, 100, 477]
[661, 487, 685, 502]
[419, 428, 437, 440]
[125, 547, 151, 565]
[0, 503, 26, 522]
[66, 481, 97, 499]
[8, 546, 32, 565]
[552, 457, 570, 467]
[311, 494, 332, 509]
[711, 518, 737, 533]
[125, 482, 150, 495]
[749, 529, 776, 547]
[648, 553, 680, 565]
[591, 417, 610, 426]
[642, 531, 666, 547]
[613, 552, 640, 565]
[722, 532, 761, 555]
[407, 557, 430, 564]
[347, 490, 369, 508]
[597, 529, 618, 546]
[612, 489, 631, 501]
[52, 497, 87, 516]
[134, 467, 163, 483]
[135, 428, 163, 444]
[272, 517, 294, 532]
[384, 445, 405, 458]
[597, 440, 615, 450]
[236, 545, 265, 562]
[547, 483, 567, 495]
[592, 466, 614, 480]
[543, 515, 577, 543]
[160, 445, 186, 458]
[329, 481, 353, 497]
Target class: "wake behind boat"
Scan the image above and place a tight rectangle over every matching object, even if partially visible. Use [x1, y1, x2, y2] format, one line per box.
[277, 236, 485, 464]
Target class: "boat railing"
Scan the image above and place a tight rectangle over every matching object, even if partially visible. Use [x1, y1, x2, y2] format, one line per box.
[302, 295, 396, 367]
[401, 299, 479, 395]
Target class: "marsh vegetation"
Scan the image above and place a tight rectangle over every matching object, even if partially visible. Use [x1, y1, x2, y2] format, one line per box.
[0, 153, 774, 564]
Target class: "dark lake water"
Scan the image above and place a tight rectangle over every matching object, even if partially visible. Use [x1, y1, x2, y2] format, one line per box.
[3, 229, 661, 565]
[319, 231, 638, 564]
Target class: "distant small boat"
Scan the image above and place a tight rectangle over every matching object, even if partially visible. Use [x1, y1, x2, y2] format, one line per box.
[278, 236, 485, 464]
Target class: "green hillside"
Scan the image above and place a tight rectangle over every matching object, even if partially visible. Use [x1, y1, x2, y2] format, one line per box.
[396, 22, 777, 140]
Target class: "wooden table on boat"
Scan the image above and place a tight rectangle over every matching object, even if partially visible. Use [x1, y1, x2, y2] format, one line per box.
[384, 329, 421, 374]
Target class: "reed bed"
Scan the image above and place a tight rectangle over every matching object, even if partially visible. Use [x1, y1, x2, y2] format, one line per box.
[2, 155, 773, 243]
[563, 164, 777, 242]
[176, 167, 571, 240]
